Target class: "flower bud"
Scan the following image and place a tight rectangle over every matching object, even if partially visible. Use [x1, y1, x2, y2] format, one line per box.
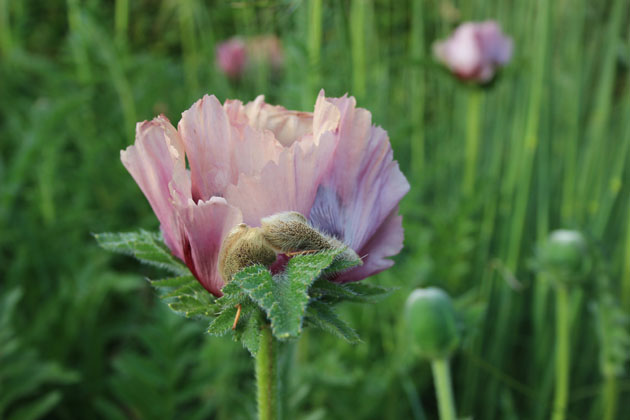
[216, 37, 247, 79]
[433, 21, 513, 83]
[404, 287, 460, 360]
[260, 211, 361, 264]
[218, 223, 277, 282]
[537, 230, 590, 283]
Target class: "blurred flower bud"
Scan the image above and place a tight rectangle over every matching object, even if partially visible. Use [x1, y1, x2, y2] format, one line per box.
[218, 223, 277, 282]
[216, 37, 247, 79]
[404, 287, 460, 360]
[433, 20, 513, 83]
[247, 35, 284, 72]
[216, 35, 284, 80]
[536, 230, 590, 283]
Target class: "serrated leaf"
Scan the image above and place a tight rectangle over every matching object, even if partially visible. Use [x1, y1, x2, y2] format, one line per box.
[168, 295, 215, 319]
[207, 306, 239, 336]
[148, 275, 216, 319]
[342, 283, 395, 302]
[149, 276, 209, 301]
[232, 250, 339, 339]
[310, 278, 395, 303]
[240, 312, 262, 357]
[305, 301, 361, 344]
[322, 250, 363, 276]
[94, 230, 188, 275]
[214, 281, 247, 307]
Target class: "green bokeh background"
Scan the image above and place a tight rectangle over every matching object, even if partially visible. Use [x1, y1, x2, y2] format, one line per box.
[1, 0, 629, 419]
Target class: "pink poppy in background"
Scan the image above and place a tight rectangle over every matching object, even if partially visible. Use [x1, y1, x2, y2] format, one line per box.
[215, 35, 284, 80]
[247, 35, 284, 71]
[121, 91, 409, 296]
[216, 37, 247, 79]
[433, 21, 513, 83]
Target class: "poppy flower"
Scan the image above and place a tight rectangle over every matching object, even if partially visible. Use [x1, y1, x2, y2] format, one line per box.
[121, 91, 409, 296]
[433, 21, 513, 83]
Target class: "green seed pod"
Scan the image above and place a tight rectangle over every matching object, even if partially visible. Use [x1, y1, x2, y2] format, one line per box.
[537, 229, 590, 284]
[219, 223, 277, 282]
[404, 287, 460, 360]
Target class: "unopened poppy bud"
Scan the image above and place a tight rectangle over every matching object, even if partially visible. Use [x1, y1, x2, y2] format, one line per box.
[404, 287, 460, 360]
[260, 211, 361, 264]
[537, 229, 590, 283]
[218, 223, 277, 282]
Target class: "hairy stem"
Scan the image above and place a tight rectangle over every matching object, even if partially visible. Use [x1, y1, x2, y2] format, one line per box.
[256, 325, 278, 420]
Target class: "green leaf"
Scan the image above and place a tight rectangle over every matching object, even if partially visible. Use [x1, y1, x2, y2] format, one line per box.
[150, 276, 205, 299]
[94, 230, 188, 275]
[232, 250, 339, 339]
[305, 301, 361, 344]
[322, 249, 363, 276]
[207, 305, 239, 337]
[167, 296, 216, 319]
[310, 278, 395, 303]
[148, 275, 216, 319]
[7, 391, 62, 420]
[240, 311, 262, 357]
[342, 282, 396, 302]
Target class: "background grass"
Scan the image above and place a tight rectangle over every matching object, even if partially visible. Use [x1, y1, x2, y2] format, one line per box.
[1, 0, 629, 419]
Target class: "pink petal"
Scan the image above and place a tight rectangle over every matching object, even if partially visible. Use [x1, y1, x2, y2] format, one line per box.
[224, 131, 337, 226]
[309, 94, 409, 280]
[121, 116, 188, 259]
[176, 197, 243, 297]
[240, 95, 313, 146]
[336, 209, 404, 283]
[179, 95, 287, 202]
[179, 95, 237, 202]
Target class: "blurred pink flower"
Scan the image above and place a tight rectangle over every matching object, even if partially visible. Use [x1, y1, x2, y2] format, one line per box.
[247, 35, 284, 71]
[121, 92, 409, 296]
[216, 35, 284, 80]
[433, 21, 513, 83]
[216, 37, 247, 79]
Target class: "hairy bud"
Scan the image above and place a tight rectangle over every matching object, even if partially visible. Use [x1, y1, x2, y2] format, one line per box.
[261, 211, 361, 264]
[218, 223, 277, 282]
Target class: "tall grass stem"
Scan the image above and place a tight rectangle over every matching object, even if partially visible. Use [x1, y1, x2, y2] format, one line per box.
[114, 0, 128, 45]
[350, 0, 366, 100]
[409, 0, 425, 178]
[307, 0, 322, 97]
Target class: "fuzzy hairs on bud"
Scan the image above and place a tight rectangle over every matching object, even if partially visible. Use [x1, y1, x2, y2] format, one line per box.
[218, 223, 277, 282]
[261, 211, 362, 265]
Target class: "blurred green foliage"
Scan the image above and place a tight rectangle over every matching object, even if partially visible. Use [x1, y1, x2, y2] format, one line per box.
[1, 0, 629, 419]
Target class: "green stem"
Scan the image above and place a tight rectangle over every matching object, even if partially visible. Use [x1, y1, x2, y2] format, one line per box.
[463, 89, 482, 197]
[256, 325, 278, 420]
[114, 0, 128, 45]
[350, 0, 366, 100]
[552, 284, 570, 420]
[409, 0, 425, 179]
[0, 0, 11, 57]
[178, 0, 199, 96]
[602, 374, 618, 420]
[307, 0, 322, 98]
[431, 358, 457, 420]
